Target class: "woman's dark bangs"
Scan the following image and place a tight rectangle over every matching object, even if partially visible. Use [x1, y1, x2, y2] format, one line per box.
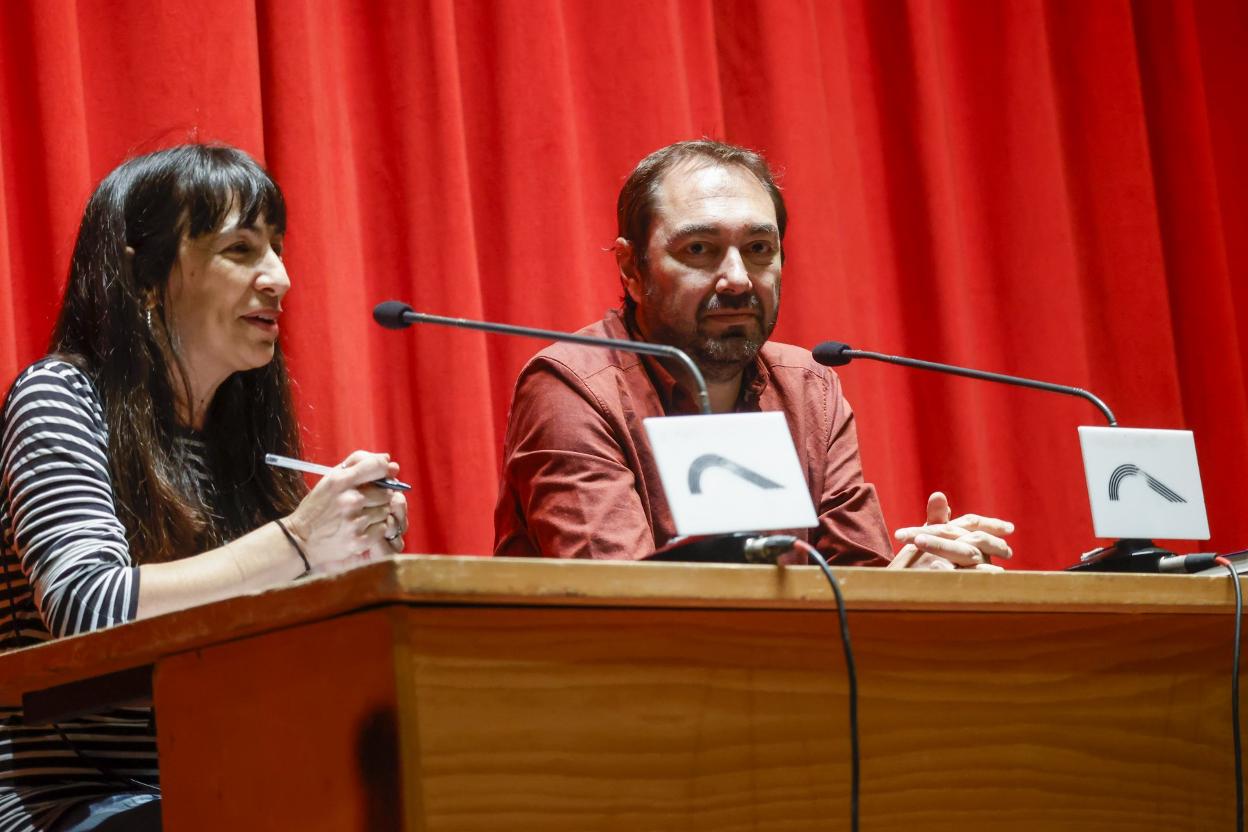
[182, 150, 286, 238]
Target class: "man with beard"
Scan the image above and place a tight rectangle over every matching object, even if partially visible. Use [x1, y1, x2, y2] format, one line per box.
[493, 140, 1012, 568]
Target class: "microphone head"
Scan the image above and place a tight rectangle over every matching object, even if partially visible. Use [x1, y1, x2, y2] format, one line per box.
[373, 300, 415, 330]
[812, 341, 854, 367]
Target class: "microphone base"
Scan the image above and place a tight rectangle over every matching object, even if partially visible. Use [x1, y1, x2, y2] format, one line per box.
[645, 533, 794, 565]
[1067, 539, 1178, 573]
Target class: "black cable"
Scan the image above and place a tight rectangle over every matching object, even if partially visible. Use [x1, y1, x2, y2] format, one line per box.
[793, 539, 859, 832]
[1219, 555, 1244, 832]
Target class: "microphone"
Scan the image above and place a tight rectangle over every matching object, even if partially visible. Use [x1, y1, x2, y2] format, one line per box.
[645, 533, 800, 564]
[373, 301, 713, 415]
[817, 340, 1154, 573]
[811, 340, 1117, 426]
[1158, 553, 1218, 574]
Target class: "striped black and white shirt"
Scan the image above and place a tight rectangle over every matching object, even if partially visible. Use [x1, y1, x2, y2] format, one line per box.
[0, 359, 211, 831]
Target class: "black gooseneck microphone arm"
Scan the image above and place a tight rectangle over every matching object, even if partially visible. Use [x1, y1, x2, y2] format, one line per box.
[374, 301, 713, 416]
[811, 341, 1117, 426]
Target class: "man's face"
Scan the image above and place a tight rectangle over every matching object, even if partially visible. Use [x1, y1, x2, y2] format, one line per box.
[620, 162, 781, 381]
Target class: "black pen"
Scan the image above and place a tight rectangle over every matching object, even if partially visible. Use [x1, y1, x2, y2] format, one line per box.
[264, 453, 412, 492]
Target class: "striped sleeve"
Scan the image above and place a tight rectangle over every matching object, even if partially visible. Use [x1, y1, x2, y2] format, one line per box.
[0, 361, 138, 637]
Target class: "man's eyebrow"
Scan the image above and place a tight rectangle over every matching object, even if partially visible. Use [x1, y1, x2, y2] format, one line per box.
[667, 223, 723, 242]
[667, 222, 780, 241]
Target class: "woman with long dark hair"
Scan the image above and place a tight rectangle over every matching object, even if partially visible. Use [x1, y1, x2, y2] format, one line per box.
[0, 144, 408, 831]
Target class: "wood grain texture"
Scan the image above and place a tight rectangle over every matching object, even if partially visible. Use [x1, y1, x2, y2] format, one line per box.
[142, 601, 1243, 831]
[388, 605, 1236, 831]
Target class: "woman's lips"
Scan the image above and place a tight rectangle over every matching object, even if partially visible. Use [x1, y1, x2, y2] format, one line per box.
[242, 313, 280, 336]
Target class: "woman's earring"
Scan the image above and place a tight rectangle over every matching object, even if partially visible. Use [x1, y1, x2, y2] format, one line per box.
[146, 307, 153, 329]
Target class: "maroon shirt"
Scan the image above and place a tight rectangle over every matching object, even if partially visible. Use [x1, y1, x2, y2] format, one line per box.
[493, 310, 892, 565]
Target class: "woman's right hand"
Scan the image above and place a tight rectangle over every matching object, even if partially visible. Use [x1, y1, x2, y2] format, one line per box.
[281, 450, 401, 567]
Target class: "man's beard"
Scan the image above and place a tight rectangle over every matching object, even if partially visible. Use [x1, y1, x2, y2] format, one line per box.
[638, 282, 780, 383]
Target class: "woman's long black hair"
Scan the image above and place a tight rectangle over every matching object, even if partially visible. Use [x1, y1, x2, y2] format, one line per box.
[50, 144, 306, 564]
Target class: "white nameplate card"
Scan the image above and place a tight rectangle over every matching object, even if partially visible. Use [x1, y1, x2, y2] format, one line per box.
[1078, 426, 1210, 540]
[643, 411, 818, 536]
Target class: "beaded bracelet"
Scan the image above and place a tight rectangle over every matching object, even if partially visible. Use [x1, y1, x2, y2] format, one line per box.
[274, 518, 312, 577]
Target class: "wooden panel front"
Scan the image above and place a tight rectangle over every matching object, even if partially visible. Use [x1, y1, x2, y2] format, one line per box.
[394, 605, 1233, 831]
[148, 596, 1240, 831]
[153, 609, 409, 830]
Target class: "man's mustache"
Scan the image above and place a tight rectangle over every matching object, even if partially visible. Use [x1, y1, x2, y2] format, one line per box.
[701, 293, 762, 316]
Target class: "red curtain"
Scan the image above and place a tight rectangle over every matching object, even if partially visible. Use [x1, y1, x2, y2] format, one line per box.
[2, 0, 1245, 569]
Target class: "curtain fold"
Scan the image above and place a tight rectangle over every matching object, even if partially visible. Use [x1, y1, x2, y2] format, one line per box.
[2, 0, 1244, 567]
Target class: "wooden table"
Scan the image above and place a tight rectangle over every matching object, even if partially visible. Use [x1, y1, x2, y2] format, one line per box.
[1, 556, 1243, 830]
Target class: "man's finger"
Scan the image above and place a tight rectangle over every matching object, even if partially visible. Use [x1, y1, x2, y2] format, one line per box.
[912, 551, 956, 570]
[888, 544, 958, 571]
[950, 513, 1015, 536]
[894, 523, 969, 543]
[912, 533, 989, 568]
[888, 543, 922, 569]
[972, 562, 1006, 572]
[926, 491, 951, 526]
[961, 530, 1013, 560]
[897, 526, 1014, 561]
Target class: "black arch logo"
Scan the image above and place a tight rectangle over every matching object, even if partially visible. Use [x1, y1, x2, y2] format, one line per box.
[1108, 464, 1186, 503]
[687, 454, 783, 495]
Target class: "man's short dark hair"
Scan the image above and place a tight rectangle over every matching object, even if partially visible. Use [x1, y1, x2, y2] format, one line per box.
[616, 139, 787, 314]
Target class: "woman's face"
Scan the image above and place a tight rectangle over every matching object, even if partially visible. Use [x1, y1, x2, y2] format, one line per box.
[164, 210, 289, 394]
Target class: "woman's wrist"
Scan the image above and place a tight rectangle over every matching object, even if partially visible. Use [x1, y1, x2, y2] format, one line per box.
[274, 518, 312, 577]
